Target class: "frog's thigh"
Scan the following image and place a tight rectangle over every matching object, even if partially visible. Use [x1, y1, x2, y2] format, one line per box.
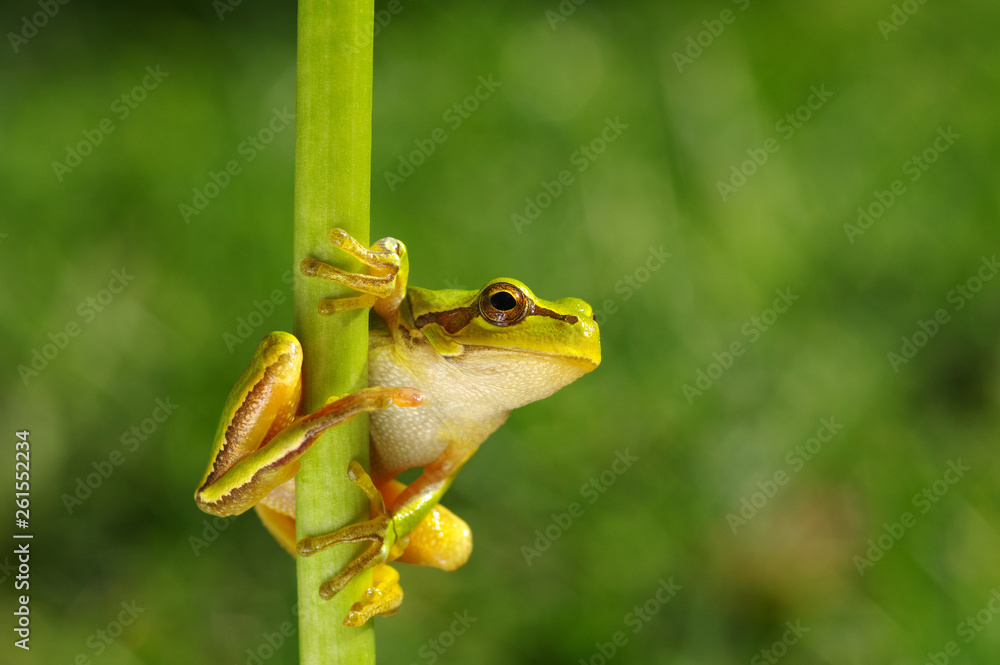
[255, 479, 297, 556]
[379, 479, 472, 571]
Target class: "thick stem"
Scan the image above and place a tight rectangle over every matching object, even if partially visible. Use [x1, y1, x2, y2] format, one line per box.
[293, 1, 375, 663]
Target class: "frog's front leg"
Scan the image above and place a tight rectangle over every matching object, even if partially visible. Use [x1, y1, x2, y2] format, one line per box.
[296, 461, 407, 595]
[343, 494, 472, 626]
[297, 443, 475, 603]
[299, 228, 408, 321]
[194, 332, 423, 517]
[335, 488, 474, 625]
[379, 479, 473, 573]
[252, 473, 472, 626]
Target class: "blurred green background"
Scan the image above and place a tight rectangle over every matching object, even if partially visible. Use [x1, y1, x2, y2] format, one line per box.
[2, 0, 1000, 663]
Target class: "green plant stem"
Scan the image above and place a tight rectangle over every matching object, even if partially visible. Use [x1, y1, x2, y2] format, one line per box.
[292, 1, 375, 664]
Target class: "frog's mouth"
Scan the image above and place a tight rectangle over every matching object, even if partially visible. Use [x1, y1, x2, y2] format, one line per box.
[445, 345, 599, 409]
[455, 343, 601, 374]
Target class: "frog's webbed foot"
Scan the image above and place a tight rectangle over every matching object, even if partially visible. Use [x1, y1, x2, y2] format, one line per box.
[300, 228, 407, 316]
[297, 461, 408, 608]
[343, 563, 404, 627]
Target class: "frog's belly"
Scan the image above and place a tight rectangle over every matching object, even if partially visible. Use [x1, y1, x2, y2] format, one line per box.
[368, 399, 452, 479]
[367, 342, 508, 479]
[367, 345, 451, 478]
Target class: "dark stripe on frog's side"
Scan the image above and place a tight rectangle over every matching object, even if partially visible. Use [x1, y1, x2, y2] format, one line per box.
[200, 376, 271, 490]
[414, 302, 578, 334]
[414, 305, 478, 334]
[531, 304, 579, 326]
[198, 469, 261, 513]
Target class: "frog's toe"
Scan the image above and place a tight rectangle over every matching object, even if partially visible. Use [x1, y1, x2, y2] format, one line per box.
[343, 563, 404, 626]
[296, 461, 407, 601]
[299, 229, 402, 317]
[328, 228, 403, 273]
[296, 461, 390, 562]
[317, 294, 380, 315]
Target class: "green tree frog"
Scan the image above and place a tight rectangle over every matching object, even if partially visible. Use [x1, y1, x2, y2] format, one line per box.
[194, 228, 600, 625]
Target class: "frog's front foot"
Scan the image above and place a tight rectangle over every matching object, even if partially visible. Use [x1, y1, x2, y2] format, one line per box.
[299, 228, 406, 316]
[297, 461, 407, 613]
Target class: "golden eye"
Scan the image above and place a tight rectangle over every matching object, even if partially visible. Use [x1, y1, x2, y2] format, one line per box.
[479, 283, 529, 326]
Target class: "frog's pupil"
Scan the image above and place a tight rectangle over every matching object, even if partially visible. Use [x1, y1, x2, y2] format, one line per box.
[490, 291, 517, 311]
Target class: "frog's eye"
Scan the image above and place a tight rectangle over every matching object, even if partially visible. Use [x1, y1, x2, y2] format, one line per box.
[479, 283, 529, 326]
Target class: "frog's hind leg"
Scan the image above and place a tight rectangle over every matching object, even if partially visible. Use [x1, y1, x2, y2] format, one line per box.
[196, 384, 422, 518]
[255, 479, 297, 556]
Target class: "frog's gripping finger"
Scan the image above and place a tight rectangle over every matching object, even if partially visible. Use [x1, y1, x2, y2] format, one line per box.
[327, 228, 403, 273]
[298, 230, 402, 296]
[318, 294, 379, 316]
[300, 257, 395, 298]
[299, 228, 409, 318]
[297, 461, 408, 601]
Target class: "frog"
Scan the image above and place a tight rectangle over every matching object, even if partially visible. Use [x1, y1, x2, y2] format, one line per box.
[194, 228, 600, 626]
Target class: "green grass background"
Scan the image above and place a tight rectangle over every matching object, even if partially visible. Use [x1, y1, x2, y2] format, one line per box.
[2, 1, 1000, 663]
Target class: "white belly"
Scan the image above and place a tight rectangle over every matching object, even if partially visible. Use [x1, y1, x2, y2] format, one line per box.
[367, 341, 507, 479]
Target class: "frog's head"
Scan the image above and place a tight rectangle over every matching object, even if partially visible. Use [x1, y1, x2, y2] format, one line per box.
[408, 278, 600, 406]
